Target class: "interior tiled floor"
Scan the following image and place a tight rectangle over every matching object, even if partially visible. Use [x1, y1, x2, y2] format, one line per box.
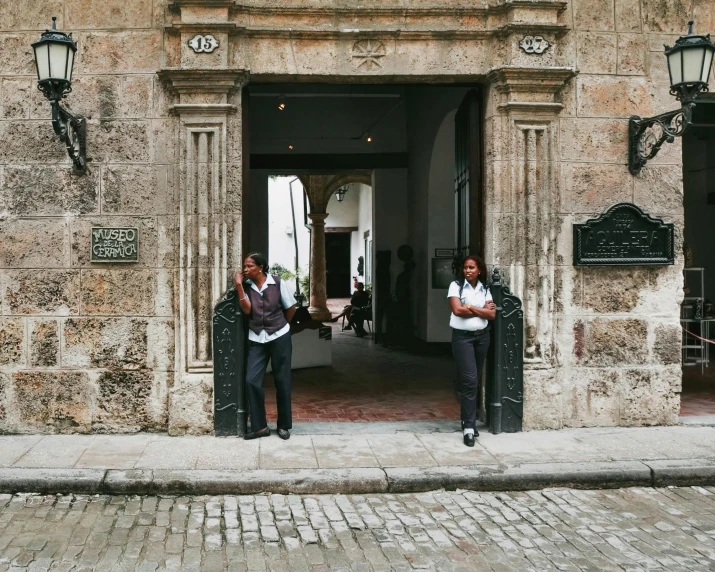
[265, 298, 460, 422]
[680, 365, 715, 416]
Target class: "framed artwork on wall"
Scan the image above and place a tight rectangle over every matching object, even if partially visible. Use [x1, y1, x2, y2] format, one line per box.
[432, 258, 454, 289]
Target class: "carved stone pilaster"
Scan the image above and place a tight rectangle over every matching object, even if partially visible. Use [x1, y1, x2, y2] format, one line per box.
[307, 212, 331, 321]
[159, 68, 247, 434]
[486, 66, 575, 367]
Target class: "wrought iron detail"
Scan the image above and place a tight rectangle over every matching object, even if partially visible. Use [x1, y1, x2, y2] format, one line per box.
[519, 35, 550, 54]
[628, 106, 690, 176]
[212, 287, 247, 436]
[37, 80, 88, 175]
[486, 268, 524, 434]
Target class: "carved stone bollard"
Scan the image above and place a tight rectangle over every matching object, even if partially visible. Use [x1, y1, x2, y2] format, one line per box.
[487, 268, 524, 434]
[212, 288, 248, 436]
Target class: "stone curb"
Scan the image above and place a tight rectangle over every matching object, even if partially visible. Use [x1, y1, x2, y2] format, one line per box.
[0, 469, 105, 494]
[1, 460, 715, 495]
[646, 458, 715, 487]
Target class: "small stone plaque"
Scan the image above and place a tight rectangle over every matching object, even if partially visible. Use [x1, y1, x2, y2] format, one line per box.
[91, 227, 138, 263]
[573, 203, 674, 266]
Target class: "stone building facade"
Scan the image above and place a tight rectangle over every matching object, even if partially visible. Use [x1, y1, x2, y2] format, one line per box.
[0, 0, 706, 434]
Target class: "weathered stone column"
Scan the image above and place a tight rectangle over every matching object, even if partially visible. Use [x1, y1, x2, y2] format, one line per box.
[307, 212, 331, 321]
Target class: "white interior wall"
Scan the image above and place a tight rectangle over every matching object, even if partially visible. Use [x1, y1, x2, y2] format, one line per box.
[268, 177, 311, 296]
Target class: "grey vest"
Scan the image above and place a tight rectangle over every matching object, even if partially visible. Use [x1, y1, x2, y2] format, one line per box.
[246, 275, 288, 335]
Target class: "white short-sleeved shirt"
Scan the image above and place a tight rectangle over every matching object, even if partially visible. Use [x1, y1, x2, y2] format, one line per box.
[447, 280, 493, 331]
[244, 274, 297, 343]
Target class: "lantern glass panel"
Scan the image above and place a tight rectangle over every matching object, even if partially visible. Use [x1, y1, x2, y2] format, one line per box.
[33, 44, 50, 81]
[66, 48, 74, 82]
[702, 48, 714, 83]
[48, 42, 70, 81]
[683, 45, 706, 84]
[668, 49, 683, 86]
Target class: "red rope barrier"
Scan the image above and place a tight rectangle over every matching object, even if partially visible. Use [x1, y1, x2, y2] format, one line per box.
[681, 325, 715, 345]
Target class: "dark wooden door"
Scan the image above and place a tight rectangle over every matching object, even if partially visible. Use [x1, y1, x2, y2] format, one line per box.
[325, 233, 352, 298]
[454, 88, 484, 260]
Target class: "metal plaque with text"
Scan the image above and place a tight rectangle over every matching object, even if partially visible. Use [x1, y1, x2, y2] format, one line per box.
[90, 227, 138, 263]
[573, 203, 674, 266]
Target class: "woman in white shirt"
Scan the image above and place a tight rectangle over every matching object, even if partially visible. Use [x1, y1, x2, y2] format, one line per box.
[447, 255, 496, 447]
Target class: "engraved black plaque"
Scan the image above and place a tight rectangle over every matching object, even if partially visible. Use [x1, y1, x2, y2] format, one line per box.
[573, 203, 674, 266]
[90, 227, 138, 263]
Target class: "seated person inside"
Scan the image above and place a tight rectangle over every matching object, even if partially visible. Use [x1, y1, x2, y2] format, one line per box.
[331, 282, 371, 337]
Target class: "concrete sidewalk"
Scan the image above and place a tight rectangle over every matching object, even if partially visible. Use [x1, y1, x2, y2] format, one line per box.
[2, 423, 715, 494]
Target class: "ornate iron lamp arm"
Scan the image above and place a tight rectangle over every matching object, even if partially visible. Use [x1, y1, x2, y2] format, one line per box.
[628, 103, 693, 176]
[50, 100, 87, 175]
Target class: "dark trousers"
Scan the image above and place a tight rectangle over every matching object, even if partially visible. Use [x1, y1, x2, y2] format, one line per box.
[245, 332, 292, 432]
[451, 328, 490, 430]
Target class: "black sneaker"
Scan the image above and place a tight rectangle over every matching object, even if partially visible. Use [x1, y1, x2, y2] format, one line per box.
[463, 433, 475, 447]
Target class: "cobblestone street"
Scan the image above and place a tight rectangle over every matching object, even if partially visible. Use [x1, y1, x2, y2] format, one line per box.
[2, 487, 715, 571]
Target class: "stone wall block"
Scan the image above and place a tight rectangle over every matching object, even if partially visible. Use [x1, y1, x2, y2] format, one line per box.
[615, 0, 643, 32]
[29, 319, 59, 368]
[168, 374, 213, 435]
[561, 163, 633, 214]
[577, 76, 654, 117]
[155, 269, 174, 317]
[87, 120, 150, 164]
[581, 318, 649, 366]
[693, 0, 715, 33]
[54, 76, 121, 121]
[2, 270, 80, 316]
[147, 319, 174, 372]
[94, 370, 167, 432]
[653, 322, 681, 365]
[642, 0, 692, 34]
[580, 267, 658, 313]
[1, 78, 31, 119]
[559, 118, 628, 163]
[0, 318, 25, 366]
[522, 369, 562, 430]
[101, 165, 162, 214]
[66, 0, 153, 29]
[0, 122, 69, 164]
[0, 3, 64, 30]
[0, 166, 99, 216]
[617, 33, 649, 75]
[119, 76, 152, 118]
[0, 34, 36, 74]
[576, 32, 617, 75]
[80, 269, 156, 316]
[225, 163, 243, 215]
[70, 216, 157, 268]
[573, 0, 615, 31]
[150, 119, 179, 165]
[562, 368, 620, 427]
[0, 372, 7, 423]
[0, 218, 70, 268]
[11, 371, 94, 433]
[619, 366, 680, 425]
[62, 317, 148, 370]
[157, 216, 179, 268]
[80, 31, 162, 74]
[633, 165, 683, 216]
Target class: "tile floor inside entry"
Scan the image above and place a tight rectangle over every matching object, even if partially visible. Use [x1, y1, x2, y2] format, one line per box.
[680, 365, 715, 417]
[264, 298, 460, 423]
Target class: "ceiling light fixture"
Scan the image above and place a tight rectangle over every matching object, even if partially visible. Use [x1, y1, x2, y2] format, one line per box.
[278, 95, 286, 111]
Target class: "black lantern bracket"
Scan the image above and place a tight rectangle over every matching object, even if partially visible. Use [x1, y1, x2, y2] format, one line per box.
[628, 21, 714, 176]
[33, 18, 88, 175]
[48, 96, 87, 176]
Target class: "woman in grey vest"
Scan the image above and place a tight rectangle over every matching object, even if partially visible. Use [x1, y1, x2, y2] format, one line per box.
[235, 253, 297, 440]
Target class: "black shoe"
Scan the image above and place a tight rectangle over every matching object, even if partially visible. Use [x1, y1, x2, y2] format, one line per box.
[463, 433, 475, 447]
[244, 427, 270, 440]
[277, 428, 290, 440]
[342, 325, 352, 331]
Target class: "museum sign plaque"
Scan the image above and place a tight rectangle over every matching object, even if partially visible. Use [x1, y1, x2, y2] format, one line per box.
[573, 203, 674, 266]
[91, 227, 138, 263]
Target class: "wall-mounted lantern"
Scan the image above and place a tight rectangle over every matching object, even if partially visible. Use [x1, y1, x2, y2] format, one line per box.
[32, 17, 87, 175]
[334, 187, 348, 202]
[629, 21, 715, 176]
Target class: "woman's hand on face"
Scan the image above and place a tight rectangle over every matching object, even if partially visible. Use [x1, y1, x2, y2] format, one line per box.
[234, 270, 244, 287]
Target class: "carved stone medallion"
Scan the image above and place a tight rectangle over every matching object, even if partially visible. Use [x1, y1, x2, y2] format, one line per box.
[519, 35, 550, 54]
[188, 34, 220, 53]
[351, 39, 386, 71]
